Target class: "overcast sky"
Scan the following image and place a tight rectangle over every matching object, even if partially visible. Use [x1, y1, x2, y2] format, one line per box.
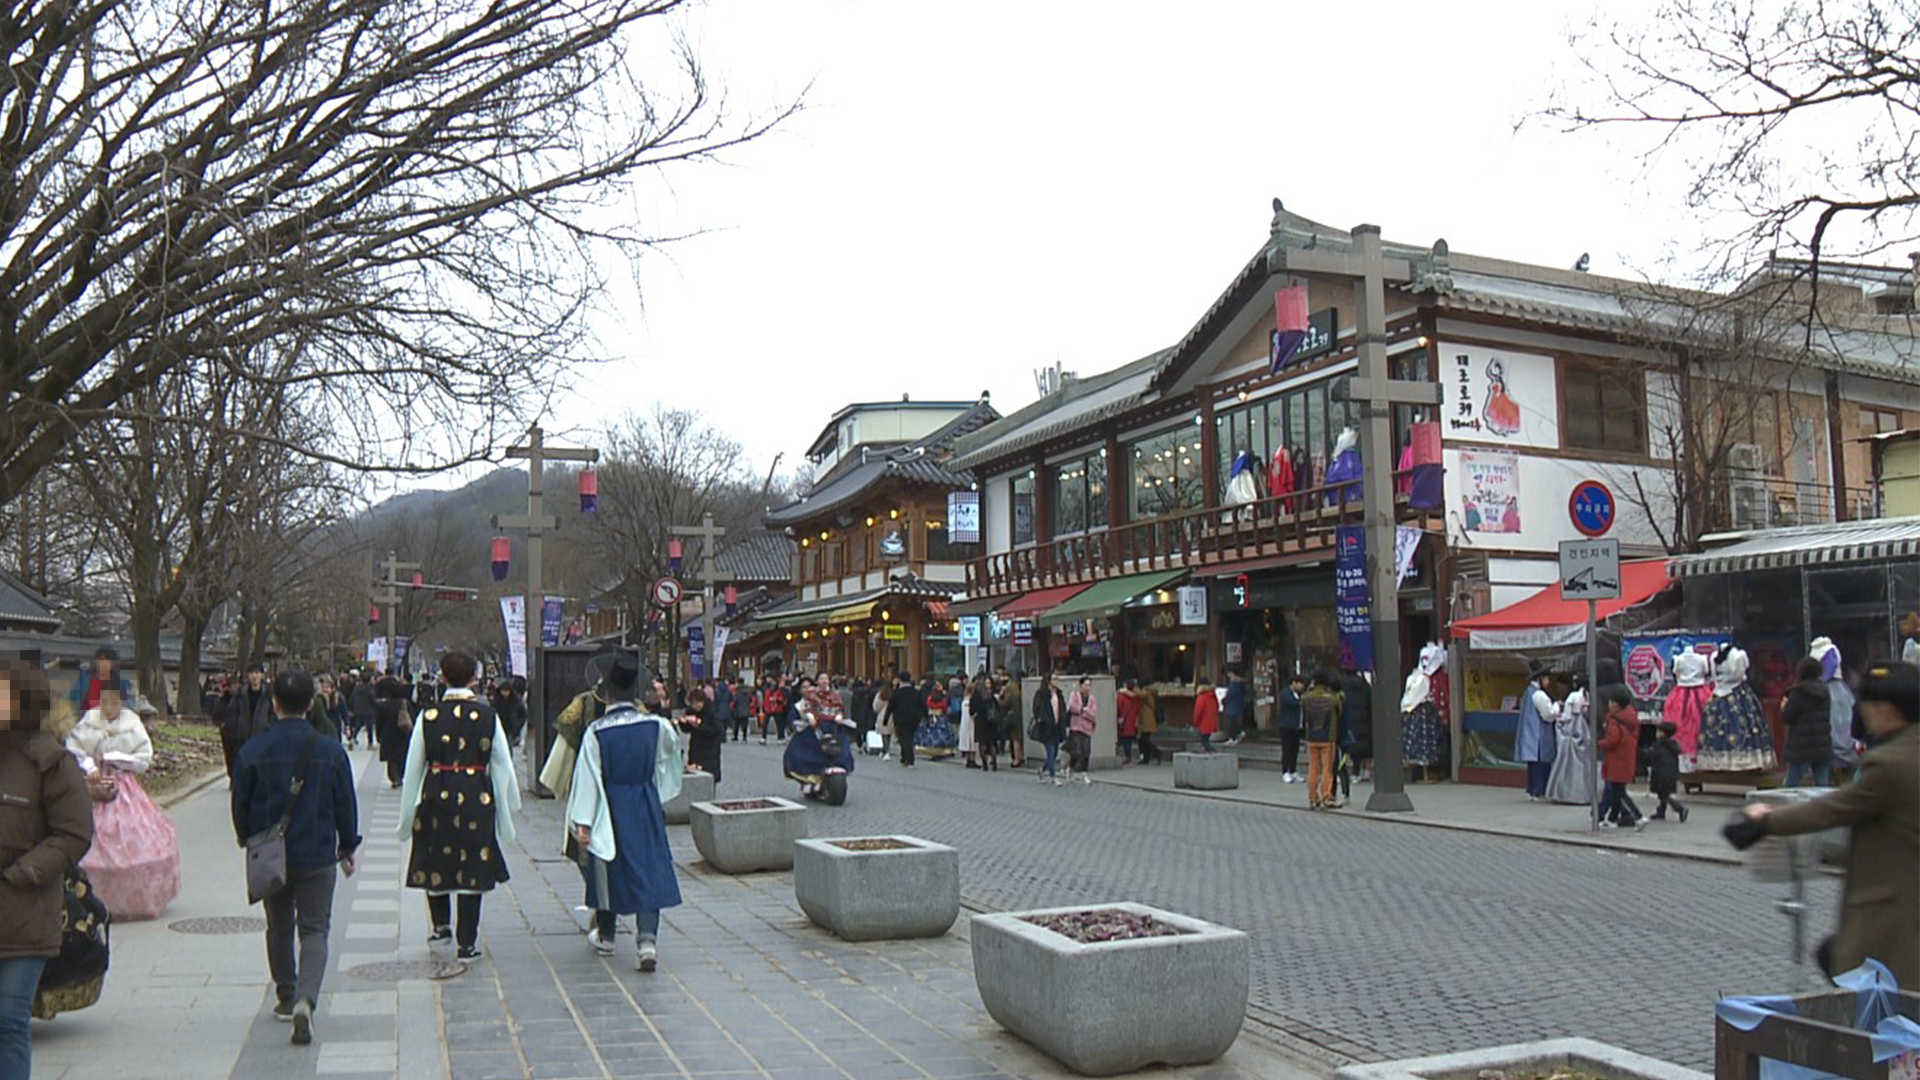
[447, 0, 1715, 494]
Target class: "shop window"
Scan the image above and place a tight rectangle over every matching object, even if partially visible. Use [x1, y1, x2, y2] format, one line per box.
[1128, 425, 1205, 521]
[925, 518, 978, 563]
[1011, 473, 1036, 546]
[1562, 363, 1647, 454]
[1052, 452, 1107, 535]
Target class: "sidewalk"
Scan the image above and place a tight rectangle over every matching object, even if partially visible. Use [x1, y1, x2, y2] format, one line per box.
[1093, 752, 1746, 864]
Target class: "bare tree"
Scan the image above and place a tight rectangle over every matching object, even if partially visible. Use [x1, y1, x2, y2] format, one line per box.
[0, 0, 799, 503]
[1549, 0, 1920, 304]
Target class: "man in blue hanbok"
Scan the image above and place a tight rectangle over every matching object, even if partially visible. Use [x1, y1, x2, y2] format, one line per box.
[567, 655, 683, 972]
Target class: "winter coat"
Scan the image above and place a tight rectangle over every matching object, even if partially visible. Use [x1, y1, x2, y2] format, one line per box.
[231, 717, 361, 871]
[1646, 736, 1683, 796]
[1115, 690, 1140, 739]
[1221, 677, 1247, 721]
[1277, 686, 1304, 731]
[68, 670, 133, 714]
[1782, 678, 1835, 767]
[1191, 690, 1220, 736]
[1597, 705, 1641, 784]
[65, 706, 155, 773]
[1764, 723, 1919, 988]
[0, 731, 93, 960]
[1301, 687, 1341, 743]
[1030, 685, 1066, 742]
[224, 684, 275, 742]
[1066, 690, 1097, 736]
[1340, 675, 1372, 756]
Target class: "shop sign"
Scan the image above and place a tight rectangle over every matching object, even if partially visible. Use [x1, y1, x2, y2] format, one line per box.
[987, 614, 1012, 640]
[1441, 344, 1559, 447]
[1177, 585, 1208, 626]
[1459, 450, 1522, 535]
[1225, 641, 1243, 664]
[1230, 573, 1250, 608]
[1334, 525, 1375, 672]
[1049, 636, 1071, 658]
[1149, 609, 1178, 631]
[1270, 307, 1337, 370]
[1080, 641, 1107, 658]
[883, 623, 907, 642]
[947, 491, 981, 544]
[880, 522, 907, 560]
[958, 615, 981, 647]
[1010, 619, 1034, 646]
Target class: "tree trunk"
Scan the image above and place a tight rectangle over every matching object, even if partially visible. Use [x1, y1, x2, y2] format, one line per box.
[129, 598, 168, 716]
[177, 610, 208, 719]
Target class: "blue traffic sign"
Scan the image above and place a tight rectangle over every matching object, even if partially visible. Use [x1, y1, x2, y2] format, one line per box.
[1569, 480, 1615, 538]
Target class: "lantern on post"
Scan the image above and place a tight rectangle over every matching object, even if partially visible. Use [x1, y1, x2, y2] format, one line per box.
[578, 467, 598, 513]
[368, 605, 380, 625]
[411, 571, 424, 590]
[1270, 285, 1311, 373]
[724, 585, 738, 616]
[668, 539, 683, 574]
[490, 536, 510, 582]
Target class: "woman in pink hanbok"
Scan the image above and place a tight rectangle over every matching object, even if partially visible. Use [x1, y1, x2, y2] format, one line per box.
[64, 685, 180, 920]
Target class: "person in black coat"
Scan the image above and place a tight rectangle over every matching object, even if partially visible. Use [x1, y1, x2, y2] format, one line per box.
[373, 672, 412, 788]
[889, 672, 926, 768]
[1338, 669, 1373, 785]
[680, 686, 724, 783]
[1781, 657, 1834, 788]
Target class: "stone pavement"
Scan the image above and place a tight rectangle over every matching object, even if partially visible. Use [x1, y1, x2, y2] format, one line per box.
[1094, 753, 1745, 864]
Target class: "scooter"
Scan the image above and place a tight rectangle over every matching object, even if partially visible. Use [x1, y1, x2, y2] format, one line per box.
[784, 711, 855, 806]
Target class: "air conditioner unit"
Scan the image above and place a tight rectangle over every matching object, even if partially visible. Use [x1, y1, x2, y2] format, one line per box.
[1728, 442, 1765, 476]
[1729, 480, 1771, 530]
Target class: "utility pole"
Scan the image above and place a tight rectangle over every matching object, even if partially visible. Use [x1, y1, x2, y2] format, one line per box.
[669, 512, 727, 694]
[492, 424, 599, 796]
[1269, 217, 1439, 813]
[373, 551, 419, 676]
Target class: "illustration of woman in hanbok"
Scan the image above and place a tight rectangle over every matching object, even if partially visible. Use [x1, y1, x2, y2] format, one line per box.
[1694, 646, 1776, 772]
[65, 684, 180, 920]
[1481, 359, 1522, 437]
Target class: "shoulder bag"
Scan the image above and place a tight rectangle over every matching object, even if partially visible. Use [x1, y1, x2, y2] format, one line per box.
[245, 730, 317, 904]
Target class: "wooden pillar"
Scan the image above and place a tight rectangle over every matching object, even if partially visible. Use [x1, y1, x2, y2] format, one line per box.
[1031, 456, 1055, 582]
[1200, 393, 1219, 510]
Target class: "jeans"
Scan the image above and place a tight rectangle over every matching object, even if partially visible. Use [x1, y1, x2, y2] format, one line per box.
[264, 865, 337, 1007]
[1525, 761, 1551, 798]
[1117, 735, 1135, 763]
[1598, 781, 1641, 824]
[1306, 742, 1335, 803]
[1223, 713, 1244, 741]
[426, 893, 483, 951]
[1279, 729, 1302, 774]
[1137, 732, 1157, 764]
[1785, 761, 1832, 788]
[1041, 739, 1059, 777]
[1196, 732, 1215, 753]
[595, 909, 662, 941]
[0, 956, 46, 1080]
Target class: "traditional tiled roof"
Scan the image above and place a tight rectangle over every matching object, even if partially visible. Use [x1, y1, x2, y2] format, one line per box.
[765, 401, 999, 527]
[949, 351, 1167, 471]
[0, 567, 60, 631]
[714, 532, 795, 584]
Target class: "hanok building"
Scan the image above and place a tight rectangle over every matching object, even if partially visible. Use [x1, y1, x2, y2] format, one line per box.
[749, 396, 1000, 681]
[951, 201, 1920, 780]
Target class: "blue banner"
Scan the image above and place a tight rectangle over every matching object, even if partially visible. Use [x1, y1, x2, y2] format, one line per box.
[1334, 525, 1374, 672]
[540, 597, 564, 647]
[687, 625, 707, 680]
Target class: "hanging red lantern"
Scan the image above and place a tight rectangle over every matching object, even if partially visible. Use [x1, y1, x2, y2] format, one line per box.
[578, 467, 598, 513]
[668, 539, 683, 573]
[411, 571, 424, 589]
[724, 584, 738, 615]
[1270, 285, 1311, 373]
[368, 605, 380, 625]
[490, 536, 510, 583]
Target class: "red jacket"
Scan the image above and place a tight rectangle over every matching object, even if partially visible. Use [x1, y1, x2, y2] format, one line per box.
[1115, 691, 1140, 738]
[1597, 705, 1641, 784]
[1192, 690, 1220, 735]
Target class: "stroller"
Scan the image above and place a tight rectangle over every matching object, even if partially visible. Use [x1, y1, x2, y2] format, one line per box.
[33, 868, 111, 1019]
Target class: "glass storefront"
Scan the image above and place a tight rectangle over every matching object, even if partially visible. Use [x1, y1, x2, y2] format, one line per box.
[1128, 424, 1205, 520]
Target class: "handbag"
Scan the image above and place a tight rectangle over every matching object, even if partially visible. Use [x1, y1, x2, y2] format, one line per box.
[32, 868, 111, 1019]
[244, 730, 317, 905]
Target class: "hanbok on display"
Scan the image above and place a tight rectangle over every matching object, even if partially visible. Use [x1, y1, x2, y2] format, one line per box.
[1808, 637, 1858, 768]
[1662, 650, 1712, 771]
[65, 705, 179, 920]
[1323, 428, 1362, 507]
[1401, 644, 1448, 768]
[1695, 646, 1776, 772]
[1543, 686, 1597, 806]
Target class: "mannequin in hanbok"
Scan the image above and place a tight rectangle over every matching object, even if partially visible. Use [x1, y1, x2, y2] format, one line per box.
[1807, 637, 1858, 772]
[1696, 646, 1776, 771]
[1323, 427, 1362, 507]
[1543, 674, 1597, 806]
[1662, 650, 1711, 773]
[65, 685, 179, 920]
[1401, 644, 1449, 779]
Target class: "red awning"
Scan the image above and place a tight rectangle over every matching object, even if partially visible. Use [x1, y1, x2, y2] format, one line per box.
[1450, 559, 1673, 641]
[925, 601, 950, 620]
[999, 583, 1092, 621]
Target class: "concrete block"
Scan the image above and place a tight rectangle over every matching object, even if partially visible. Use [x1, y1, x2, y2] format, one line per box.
[662, 771, 716, 825]
[793, 836, 958, 941]
[1173, 752, 1238, 790]
[1334, 1037, 1710, 1080]
[689, 797, 808, 873]
[971, 902, 1248, 1076]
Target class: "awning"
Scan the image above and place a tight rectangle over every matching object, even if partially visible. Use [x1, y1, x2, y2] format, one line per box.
[1043, 570, 1188, 625]
[947, 595, 1000, 617]
[1670, 515, 1920, 577]
[827, 601, 877, 625]
[998, 583, 1092, 621]
[925, 601, 949, 620]
[1450, 560, 1673, 649]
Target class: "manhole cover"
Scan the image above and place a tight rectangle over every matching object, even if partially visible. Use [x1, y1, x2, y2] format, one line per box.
[169, 916, 267, 935]
[344, 959, 467, 982]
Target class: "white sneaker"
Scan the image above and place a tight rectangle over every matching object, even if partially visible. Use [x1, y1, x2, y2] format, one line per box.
[1078, 773, 1091, 786]
[587, 926, 615, 955]
[636, 937, 657, 973]
[1052, 776, 1062, 786]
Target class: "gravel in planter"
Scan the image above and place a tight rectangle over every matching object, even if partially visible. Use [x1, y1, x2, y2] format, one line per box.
[794, 835, 957, 941]
[1022, 909, 1189, 944]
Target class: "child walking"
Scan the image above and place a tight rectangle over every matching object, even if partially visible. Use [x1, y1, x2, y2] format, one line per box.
[1596, 688, 1647, 831]
[1646, 720, 1689, 823]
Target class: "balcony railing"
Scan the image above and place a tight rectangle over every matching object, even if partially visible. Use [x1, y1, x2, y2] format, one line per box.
[968, 474, 1439, 597]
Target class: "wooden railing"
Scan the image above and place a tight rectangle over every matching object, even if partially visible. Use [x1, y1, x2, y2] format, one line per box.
[967, 474, 1439, 597]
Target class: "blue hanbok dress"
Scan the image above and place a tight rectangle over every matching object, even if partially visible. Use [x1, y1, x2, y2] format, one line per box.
[568, 706, 683, 916]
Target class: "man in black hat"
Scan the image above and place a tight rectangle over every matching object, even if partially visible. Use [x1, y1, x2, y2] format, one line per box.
[566, 654, 684, 972]
[1515, 661, 1558, 800]
[540, 651, 624, 802]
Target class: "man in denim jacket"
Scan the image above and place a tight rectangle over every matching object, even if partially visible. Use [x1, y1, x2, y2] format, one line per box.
[232, 670, 361, 1046]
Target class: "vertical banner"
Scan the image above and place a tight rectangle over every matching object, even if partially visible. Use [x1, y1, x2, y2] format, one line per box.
[540, 596, 565, 647]
[366, 638, 389, 672]
[393, 636, 412, 675]
[1334, 525, 1375, 672]
[1177, 585, 1209, 626]
[711, 626, 731, 675]
[687, 625, 707, 680]
[499, 597, 527, 677]
[1394, 525, 1423, 586]
[947, 491, 981, 544]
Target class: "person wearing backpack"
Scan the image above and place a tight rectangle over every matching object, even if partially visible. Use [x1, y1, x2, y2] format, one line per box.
[0, 654, 92, 1079]
[1301, 670, 1343, 810]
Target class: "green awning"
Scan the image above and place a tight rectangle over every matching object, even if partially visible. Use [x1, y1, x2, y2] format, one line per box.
[1040, 570, 1187, 625]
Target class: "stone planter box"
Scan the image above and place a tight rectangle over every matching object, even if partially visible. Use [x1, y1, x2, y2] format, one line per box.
[794, 836, 958, 942]
[972, 902, 1248, 1076]
[1334, 1037, 1710, 1080]
[1173, 751, 1238, 790]
[689, 797, 809, 874]
[662, 771, 715, 825]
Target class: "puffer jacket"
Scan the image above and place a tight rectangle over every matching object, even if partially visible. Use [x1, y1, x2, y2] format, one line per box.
[1781, 678, 1834, 766]
[0, 731, 93, 959]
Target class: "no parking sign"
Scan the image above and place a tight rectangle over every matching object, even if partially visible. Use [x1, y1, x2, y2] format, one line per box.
[1569, 479, 1615, 538]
